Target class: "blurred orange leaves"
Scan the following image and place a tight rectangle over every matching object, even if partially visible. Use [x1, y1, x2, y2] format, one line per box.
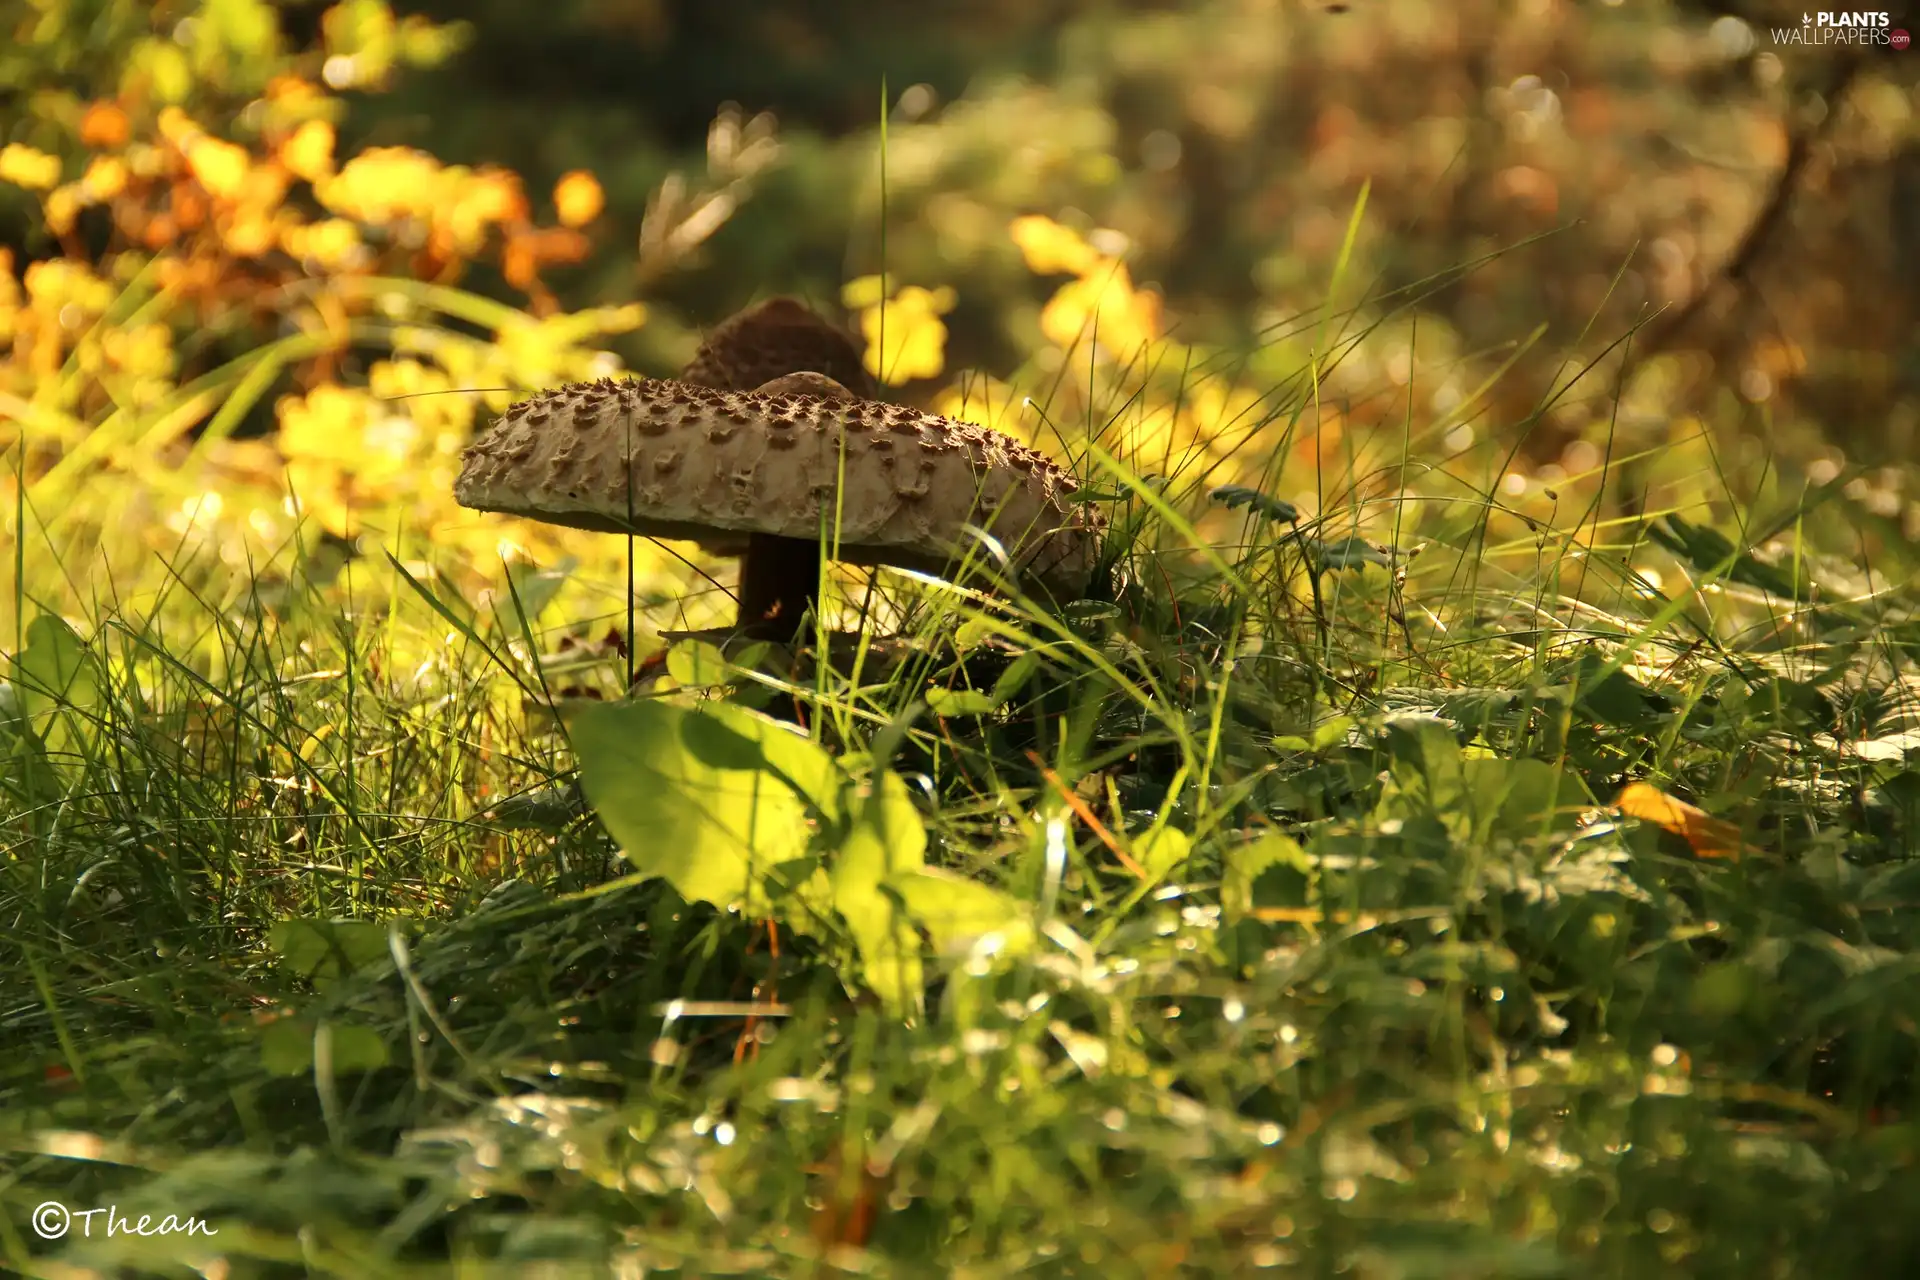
[79, 101, 132, 150]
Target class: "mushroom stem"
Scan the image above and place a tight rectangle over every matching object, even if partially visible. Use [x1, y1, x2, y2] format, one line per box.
[736, 532, 822, 638]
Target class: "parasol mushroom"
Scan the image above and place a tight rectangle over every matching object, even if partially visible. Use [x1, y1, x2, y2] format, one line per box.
[453, 373, 1102, 638]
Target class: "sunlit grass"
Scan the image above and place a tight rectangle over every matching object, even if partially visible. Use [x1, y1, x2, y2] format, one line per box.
[6, 57, 1920, 1273]
[6, 206, 1920, 1274]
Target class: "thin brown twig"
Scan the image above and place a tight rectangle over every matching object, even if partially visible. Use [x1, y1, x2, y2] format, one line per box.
[1637, 57, 1863, 360]
[1027, 750, 1149, 880]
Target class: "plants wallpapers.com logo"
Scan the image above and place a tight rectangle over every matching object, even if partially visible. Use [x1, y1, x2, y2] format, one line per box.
[1804, 9, 1892, 24]
[1770, 12, 1911, 44]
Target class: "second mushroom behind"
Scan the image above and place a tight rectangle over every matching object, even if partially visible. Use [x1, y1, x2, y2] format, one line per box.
[454, 374, 1103, 638]
[680, 296, 877, 402]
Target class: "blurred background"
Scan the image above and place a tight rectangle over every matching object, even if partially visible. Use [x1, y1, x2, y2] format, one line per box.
[2, 0, 1917, 602]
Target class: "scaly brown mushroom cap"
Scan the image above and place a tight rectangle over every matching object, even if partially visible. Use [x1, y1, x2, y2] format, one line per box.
[680, 297, 876, 400]
[453, 375, 1102, 596]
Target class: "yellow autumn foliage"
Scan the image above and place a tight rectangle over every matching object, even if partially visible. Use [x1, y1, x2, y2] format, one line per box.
[843, 278, 956, 385]
[313, 145, 444, 223]
[553, 170, 605, 228]
[82, 155, 129, 201]
[186, 136, 251, 199]
[1, 2, 657, 626]
[1010, 214, 1101, 276]
[1039, 261, 1162, 361]
[0, 144, 63, 191]
[280, 119, 337, 181]
[2, 0, 1281, 640]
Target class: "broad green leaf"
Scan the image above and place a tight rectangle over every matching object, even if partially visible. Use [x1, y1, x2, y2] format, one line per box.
[1135, 826, 1192, 880]
[13, 615, 102, 752]
[1483, 758, 1589, 835]
[1689, 961, 1758, 1021]
[667, 639, 733, 690]
[953, 616, 998, 652]
[1436, 688, 1523, 734]
[1210, 484, 1301, 525]
[571, 699, 842, 911]
[259, 1018, 390, 1077]
[504, 554, 577, 629]
[1311, 715, 1357, 752]
[991, 652, 1042, 705]
[1562, 647, 1666, 725]
[1648, 514, 1801, 599]
[480, 781, 588, 832]
[1382, 715, 1467, 816]
[1060, 601, 1121, 624]
[318, 1021, 392, 1075]
[269, 918, 392, 992]
[1743, 676, 1834, 730]
[0, 725, 59, 807]
[678, 706, 772, 771]
[1309, 535, 1393, 573]
[258, 1017, 314, 1077]
[1221, 832, 1313, 923]
[890, 868, 1034, 959]
[927, 688, 997, 717]
[833, 770, 929, 1018]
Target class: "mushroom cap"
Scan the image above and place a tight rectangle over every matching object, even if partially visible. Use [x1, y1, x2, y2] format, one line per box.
[681, 297, 875, 400]
[454, 376, 1102, 594]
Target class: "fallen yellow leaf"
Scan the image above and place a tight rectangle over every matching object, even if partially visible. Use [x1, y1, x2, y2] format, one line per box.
[1615, 782, 1745, 860]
